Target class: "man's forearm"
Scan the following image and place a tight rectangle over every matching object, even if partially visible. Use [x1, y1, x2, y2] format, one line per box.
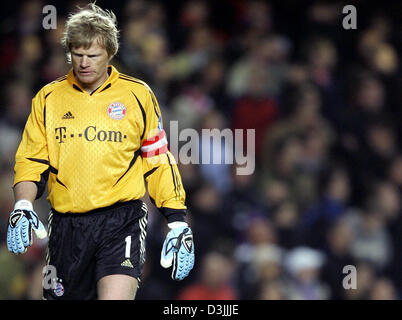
[13, 181, 38, 203]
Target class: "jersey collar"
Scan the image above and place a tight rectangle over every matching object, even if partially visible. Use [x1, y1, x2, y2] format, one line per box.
[66, 65, 119, 95]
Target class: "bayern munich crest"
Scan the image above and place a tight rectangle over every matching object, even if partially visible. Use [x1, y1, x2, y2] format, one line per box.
[107, 102, 127, 120]
[53, 282, 65, 297]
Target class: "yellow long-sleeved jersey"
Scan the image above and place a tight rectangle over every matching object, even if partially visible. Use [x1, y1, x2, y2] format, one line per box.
[13, 66, 186, 221]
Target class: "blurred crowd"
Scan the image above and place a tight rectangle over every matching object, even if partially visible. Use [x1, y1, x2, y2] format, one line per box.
[0, 0, 402, 300]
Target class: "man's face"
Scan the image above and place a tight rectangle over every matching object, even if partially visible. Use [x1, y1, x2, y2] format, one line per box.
[71, 39, 110, 91]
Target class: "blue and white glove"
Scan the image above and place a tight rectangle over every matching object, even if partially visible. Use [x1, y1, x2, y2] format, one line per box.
[7, 200, 47, 254]
[160, 222, 195, 281]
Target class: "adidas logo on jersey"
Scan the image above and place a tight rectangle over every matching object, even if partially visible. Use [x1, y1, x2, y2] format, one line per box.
[121, 259, 133, 268]
[62, 111, 74, 119]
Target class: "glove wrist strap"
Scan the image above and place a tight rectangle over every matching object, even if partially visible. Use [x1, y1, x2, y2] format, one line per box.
[167, 221, 188, 229]
[14, 200, 33, 211]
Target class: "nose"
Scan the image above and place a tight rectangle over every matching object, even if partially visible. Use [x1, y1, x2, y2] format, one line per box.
[80, 56, 89, 68]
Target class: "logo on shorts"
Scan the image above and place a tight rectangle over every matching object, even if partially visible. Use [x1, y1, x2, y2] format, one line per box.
[53, 281, 65, 297]
[121, 259, 134, 268]
[107, 102, 126, 120]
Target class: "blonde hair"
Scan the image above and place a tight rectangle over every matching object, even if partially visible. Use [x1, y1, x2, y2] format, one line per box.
[61, 3, 119, 63]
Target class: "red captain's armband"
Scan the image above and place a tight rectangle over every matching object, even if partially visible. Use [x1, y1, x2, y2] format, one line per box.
[141, 129, 168, 158]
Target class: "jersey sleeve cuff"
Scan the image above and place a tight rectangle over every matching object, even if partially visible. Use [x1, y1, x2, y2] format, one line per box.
[160, 207, 187, 223]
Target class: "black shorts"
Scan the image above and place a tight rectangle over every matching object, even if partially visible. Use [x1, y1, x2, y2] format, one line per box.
[43, 200, 148, 300]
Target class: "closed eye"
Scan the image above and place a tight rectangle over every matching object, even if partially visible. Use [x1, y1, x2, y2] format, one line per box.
[71, 53, 100, 58]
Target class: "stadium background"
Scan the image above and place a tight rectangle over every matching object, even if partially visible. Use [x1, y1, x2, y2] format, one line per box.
[0, 0, 401, 300]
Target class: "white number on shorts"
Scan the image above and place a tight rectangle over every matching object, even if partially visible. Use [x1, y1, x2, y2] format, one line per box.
[124, 235, 132, 258]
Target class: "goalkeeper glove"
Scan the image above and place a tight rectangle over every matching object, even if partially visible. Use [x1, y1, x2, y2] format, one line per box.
[160, 222, 194, 281]
[7, 200, 47, 254]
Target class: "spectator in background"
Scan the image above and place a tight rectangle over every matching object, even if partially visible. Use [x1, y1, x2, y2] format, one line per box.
[357, 16, 399, 77]
[16, 0, 43, 35]
[346, 202, 393, 272]
[344, 262, 375, 300]
[321, 218, 356, 299]
[369, 277, 398, 300]
[226, 35, 291, 99]
[0, 169, 15, 244]
[340, 73, 388, 155]
[261, 178, 290, 211]
[301, 36, 344, 128]
[371, 181, 401, 224]
[229, 48, 280, 160]
[368, 180, 402, 287]
[198, 57, 230, 117]
[283, 247, 329, 300]
[234, 217, 280, 299]
[251, 245, 283, 284]
[2, 80, 33, 129]
[174, 0, 209, 47]
[119, 18, 150, 78]
[169, 78, 214, 132]
[0, 245, 27, 299]
[40, 17, 69, 84]
[189, 183, 230, 257]
[261, 83, 335, 209]
[301, 164, 351, 248]
[0, 81, 34, 169]
[249, 244, 285, 300]
[164, 25, 220, 83]
[13, 34, 43, 89]
[177, 251, 237, 300]
[222, 165, 266, 238]
[336, 71, 391, 204]
[362, 117, 399, 180]
[199, 109, 233, 194]
[387, 155, 402, 189]
[262, 135, 304, 196]
[258, 280, 287, 300]
[270, 200, 301, 249]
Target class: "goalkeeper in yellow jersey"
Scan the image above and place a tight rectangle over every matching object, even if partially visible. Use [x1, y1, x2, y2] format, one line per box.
[7, 3, 194, 300]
